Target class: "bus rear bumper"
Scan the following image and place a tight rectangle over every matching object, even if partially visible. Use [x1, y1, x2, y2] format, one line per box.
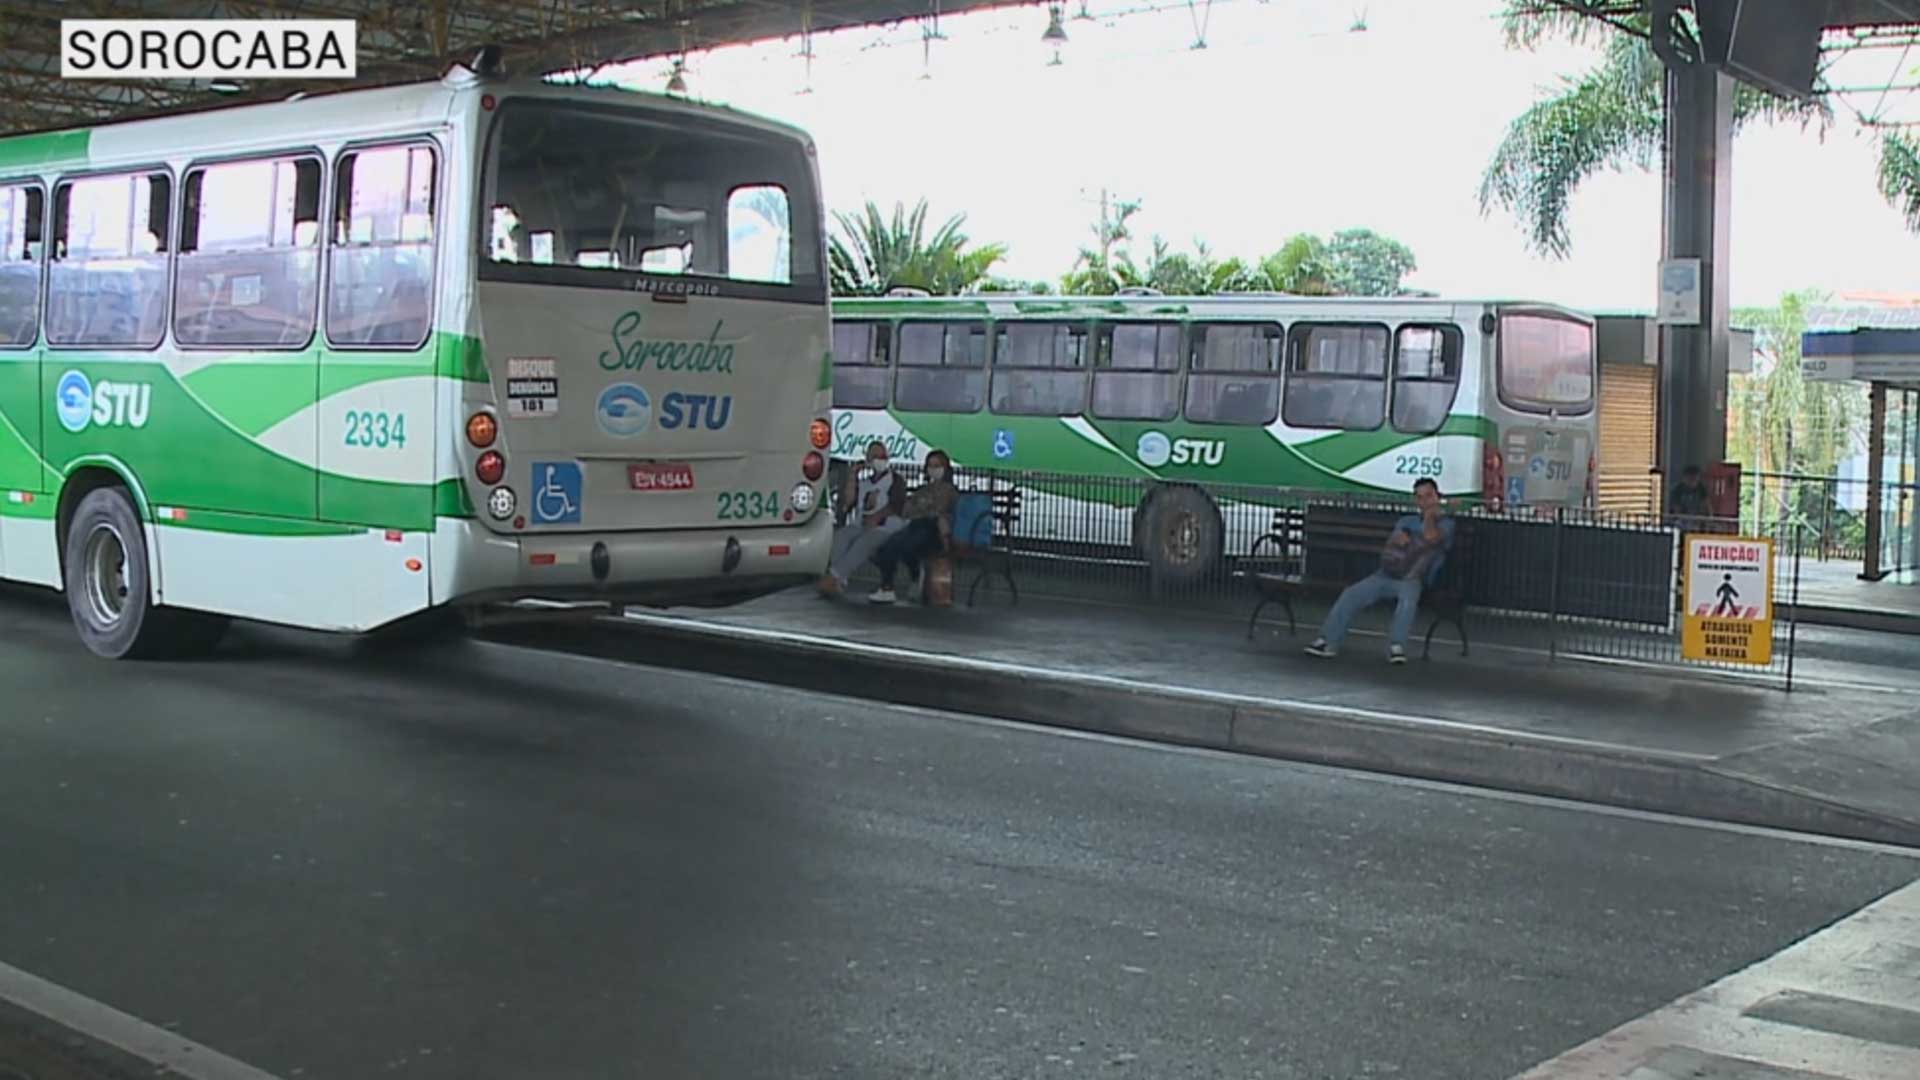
[433, 511, 831, 610]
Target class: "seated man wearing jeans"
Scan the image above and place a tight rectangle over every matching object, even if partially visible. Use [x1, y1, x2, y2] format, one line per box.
[1305, 478, 1455, 665]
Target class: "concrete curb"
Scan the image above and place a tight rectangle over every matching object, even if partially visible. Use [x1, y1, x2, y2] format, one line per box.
[484, 614, 1920, 849]
[1786, 603, 1920, 636]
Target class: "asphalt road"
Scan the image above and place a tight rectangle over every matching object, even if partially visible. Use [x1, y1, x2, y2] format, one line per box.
[1, 585, 1916, 1080]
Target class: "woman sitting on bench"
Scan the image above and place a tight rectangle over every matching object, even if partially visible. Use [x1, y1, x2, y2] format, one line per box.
[868, 450, 958, 605]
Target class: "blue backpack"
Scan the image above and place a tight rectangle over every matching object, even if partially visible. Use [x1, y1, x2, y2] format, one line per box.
[953, 492, 994, 552]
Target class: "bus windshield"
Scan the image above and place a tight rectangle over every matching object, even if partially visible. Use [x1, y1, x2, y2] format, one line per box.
[482, 99, 822, 295]
[1498, 311, 1594, 414]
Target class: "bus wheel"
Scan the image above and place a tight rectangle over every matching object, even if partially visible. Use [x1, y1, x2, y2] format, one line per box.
[1140, 486, 1222, 587]
[62, 487, 226, 660]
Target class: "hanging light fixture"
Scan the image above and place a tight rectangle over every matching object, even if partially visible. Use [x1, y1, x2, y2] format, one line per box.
[666, 55, 689, 94]
[1073, 1, 1094, 20]
[796, 6, 816, 94]
[1042, 4, 1069, 47]
[1042, 2, 1068, 65]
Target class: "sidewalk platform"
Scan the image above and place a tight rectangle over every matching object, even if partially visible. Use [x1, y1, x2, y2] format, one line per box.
[1789, 559, 1920, 635]
[492, 585, 1920, 849]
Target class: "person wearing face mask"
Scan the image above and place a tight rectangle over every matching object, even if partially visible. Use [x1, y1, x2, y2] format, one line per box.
[817, 440, 909, 597]
[868, 449, 958, 605]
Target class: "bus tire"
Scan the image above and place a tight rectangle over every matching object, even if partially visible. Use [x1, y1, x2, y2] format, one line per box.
[1138, 485, 1223, 586]
[62, 487, 227, 660]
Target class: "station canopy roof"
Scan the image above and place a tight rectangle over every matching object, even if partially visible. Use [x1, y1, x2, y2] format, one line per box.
[0, 0, 1041, 134]
[1803, 296, 1920, 387]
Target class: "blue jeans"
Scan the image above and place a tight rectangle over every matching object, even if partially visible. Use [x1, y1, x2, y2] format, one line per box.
[1318, 571, 1424, 650]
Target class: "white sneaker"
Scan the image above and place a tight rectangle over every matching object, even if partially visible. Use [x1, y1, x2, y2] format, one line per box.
[867, 587, 896, 605]
[1304, 640, 1336, 658]
[1388, 645, 1407, 665]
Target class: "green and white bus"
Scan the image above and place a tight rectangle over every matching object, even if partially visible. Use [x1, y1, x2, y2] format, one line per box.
[829, 292, 1597, 581]
[0, 65, 835, 659]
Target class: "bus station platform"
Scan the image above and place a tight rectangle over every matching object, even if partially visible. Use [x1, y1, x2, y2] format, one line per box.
[499, 585, 1920, 850]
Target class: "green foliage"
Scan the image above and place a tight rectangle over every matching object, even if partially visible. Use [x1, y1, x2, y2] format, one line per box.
[1262, 233, 1335, 296]
[1483, 3, 1831, 259]
[1728, 290, 1866, 483]
[1055, 198, 1417, 297]
[1879, 131, 1920, 232]
[1322, 228, 1418, 296]
[1059, 197, 1146, 295]
[828, 199, 1008, 296]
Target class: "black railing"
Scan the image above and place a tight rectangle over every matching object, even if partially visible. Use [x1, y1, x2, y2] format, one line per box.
[828, 464, 1802, 688]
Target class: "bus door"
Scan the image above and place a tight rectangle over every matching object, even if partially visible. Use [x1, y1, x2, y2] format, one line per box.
[316, 142, 441, 533]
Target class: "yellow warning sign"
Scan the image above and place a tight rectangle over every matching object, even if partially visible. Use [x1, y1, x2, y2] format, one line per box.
[1681, 535, 1774, 665]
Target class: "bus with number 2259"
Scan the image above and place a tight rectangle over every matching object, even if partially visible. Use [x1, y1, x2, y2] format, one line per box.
[828, 292, 1598, 584]
[0, 63, 835, 659]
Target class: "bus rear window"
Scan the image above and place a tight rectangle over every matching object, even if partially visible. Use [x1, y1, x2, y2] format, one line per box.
[1499, 313, 1594, 413]
[483, 100, 821, 296]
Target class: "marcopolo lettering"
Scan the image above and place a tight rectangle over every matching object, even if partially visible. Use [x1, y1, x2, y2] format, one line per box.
[598, 311, 736, 374]
[62, 21, 355, 79]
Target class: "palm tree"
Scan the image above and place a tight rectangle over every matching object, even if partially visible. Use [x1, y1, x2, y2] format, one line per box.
[1059, 196, 1146, 294]
[1260, 233, 1336, 296]
[1478, 3, 1919, 257]
[828, 199, 1009, 296]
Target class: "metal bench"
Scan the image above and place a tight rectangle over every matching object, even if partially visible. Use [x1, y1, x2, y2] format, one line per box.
[1243, 504, 1474, 659]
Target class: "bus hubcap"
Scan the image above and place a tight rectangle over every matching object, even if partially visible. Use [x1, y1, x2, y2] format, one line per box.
[1163, 512, 1199, 564]
[83, 524, 130, 627]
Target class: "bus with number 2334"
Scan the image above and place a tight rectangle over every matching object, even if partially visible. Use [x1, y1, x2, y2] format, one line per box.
[0, 63, 836, 659]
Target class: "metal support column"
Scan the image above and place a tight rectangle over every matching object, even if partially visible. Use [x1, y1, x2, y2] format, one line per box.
[1863, 381, 1886, 581]
[1657, 60, 1734, 481]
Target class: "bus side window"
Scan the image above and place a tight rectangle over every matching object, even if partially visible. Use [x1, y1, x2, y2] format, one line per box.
[47, 171, 172, 348]
[1185, 322, 1281, 426]
[1282, 322, 1388, 432]
[894, 321, 986, 413]
[175, 155, 322, 349]
[831, 320, 892, 409]
[1091, 322, 1181, 422]
[0, 183, 43, 348]
[328, 143, 435, 349]
[1390, 324, 1462, 434]
[991, 321, 1089, 417]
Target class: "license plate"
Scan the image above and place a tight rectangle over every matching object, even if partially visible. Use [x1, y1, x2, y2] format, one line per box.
[628, 462, 695, 492]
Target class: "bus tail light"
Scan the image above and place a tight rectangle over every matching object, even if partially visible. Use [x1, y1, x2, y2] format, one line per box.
[802, 451, 825, 481]
[790, 483, 816, 514]
[808, 418, 831, 449]
[466, 411, 498, 448]
[476, 450, 506, 485]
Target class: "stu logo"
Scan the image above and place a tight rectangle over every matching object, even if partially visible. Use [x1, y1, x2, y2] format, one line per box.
[55, 370, 150, 433]
[658, 392, 733, 431]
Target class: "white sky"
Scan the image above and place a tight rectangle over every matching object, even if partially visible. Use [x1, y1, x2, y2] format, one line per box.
[603, 0, 1920, 311]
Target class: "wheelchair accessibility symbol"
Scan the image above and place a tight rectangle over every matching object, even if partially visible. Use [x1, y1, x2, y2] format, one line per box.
[992, 428, 1015, 461]
[531, 461, 583, 524]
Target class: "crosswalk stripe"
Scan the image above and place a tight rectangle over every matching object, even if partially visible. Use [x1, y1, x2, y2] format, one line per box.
[1513, 878, 1920, 1080]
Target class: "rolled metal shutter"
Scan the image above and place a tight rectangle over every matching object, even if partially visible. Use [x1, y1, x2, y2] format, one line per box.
[1598, 363, 1659, 514]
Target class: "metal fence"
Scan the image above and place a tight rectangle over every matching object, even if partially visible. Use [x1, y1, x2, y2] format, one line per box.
[832, 463, 1803, 689]
[1741, 469, 1920, 574]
